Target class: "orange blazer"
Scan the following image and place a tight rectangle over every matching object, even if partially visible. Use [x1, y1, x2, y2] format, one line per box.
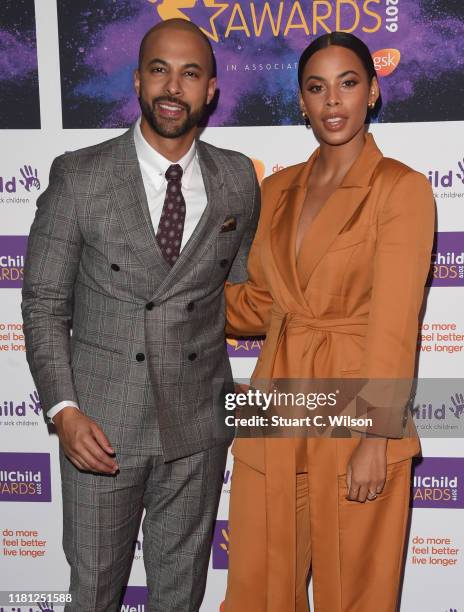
[225, 133, 435, 475]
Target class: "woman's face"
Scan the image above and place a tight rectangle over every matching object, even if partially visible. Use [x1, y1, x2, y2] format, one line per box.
[300, 45, 379, 146]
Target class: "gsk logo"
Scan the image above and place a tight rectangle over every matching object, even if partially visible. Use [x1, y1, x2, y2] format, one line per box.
[372, 48, 400, 77]
[0, 165, 41, 193]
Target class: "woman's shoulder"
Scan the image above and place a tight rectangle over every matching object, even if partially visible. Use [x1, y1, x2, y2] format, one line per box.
[373, 156, 430, 190]
[372, 156, 434, 221]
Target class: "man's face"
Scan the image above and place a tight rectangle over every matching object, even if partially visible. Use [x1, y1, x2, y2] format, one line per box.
[134, 27, 216, 139]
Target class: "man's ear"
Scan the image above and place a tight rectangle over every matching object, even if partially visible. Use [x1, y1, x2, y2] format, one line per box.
[206, 77, 217, 105]
[134, 69, 141, 98]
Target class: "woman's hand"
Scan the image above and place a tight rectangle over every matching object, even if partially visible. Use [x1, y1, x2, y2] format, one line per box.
[346, 438, 387, 503]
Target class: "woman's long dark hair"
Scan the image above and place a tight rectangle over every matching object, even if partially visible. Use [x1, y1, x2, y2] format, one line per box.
[298, 32, 382, 120]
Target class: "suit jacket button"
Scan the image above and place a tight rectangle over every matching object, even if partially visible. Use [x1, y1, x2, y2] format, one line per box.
[186, 301, 195, 311]
[188, 352, 197, 361]
[146, 302, 154, 310]
[111, 263, 120, 271]
[220, 259, 229, 268]
[136, 353, 145, 362]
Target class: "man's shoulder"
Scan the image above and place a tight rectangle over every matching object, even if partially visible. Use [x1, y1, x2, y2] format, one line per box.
[54, 129, 132, 172]
[197, 139, 252, 171]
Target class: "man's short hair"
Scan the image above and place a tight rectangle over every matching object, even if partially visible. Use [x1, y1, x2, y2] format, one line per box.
[138, 19, 216, 78]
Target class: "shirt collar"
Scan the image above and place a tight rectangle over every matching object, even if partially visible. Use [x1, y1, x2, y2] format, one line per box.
[134, 117, 197, 189]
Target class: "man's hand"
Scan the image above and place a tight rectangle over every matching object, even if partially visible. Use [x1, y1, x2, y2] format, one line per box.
[346, 438, 387, 503]
[53, 406, 118, 474]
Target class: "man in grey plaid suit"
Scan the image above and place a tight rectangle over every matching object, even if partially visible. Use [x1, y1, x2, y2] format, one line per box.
[22, 19, 259, 612]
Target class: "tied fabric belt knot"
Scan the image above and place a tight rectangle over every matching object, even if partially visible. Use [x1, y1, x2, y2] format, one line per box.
[272, 308, 369, 347]
[261, 309, 369, 385]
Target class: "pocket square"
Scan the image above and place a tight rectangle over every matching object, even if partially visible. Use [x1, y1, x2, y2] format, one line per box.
[220, 216, 237, 233]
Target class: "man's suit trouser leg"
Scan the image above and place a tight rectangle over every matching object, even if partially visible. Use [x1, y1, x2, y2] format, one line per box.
[142, 444, 228, 612]
[60, 446, 149, 612]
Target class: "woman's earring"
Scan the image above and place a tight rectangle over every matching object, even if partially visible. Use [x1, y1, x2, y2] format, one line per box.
[301, 110, 311, 129]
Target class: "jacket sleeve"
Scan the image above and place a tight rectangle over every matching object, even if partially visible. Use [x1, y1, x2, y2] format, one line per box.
[226, 158, 260, 284]
[21, 155, 83, 421]
[225, 175, 274, 336]
[362, 170, 435, 377]
[354, 170, 435, 437]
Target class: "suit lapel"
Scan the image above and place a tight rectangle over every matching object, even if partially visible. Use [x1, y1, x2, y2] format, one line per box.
[296, 185, 372, 292]
[175, 139, 226, 263]
[268, 152, 317, 308]
[110, 129, 227, 298]
[270, 185, 306, 306]
[111, 126, 171, 279]
[268, 133, 382, 301]
[297, 134, 383, 295]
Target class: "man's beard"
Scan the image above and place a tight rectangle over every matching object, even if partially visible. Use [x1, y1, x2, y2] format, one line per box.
[139, 94, 206, 139]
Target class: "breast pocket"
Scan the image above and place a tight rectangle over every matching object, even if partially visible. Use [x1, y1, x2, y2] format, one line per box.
[217, 212, 242, 248]
[312, 225, 373, 297]
[196, 216, 245, 281]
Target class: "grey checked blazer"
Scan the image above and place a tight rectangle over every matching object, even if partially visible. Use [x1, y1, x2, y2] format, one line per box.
[22, 126, 259, 461]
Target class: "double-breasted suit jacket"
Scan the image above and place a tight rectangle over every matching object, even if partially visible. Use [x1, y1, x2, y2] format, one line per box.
[225, 133, 435, 611]
[22, 125, 260, 461]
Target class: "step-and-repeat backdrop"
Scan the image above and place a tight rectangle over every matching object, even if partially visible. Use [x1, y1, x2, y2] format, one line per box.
[1, 1, 463, 610]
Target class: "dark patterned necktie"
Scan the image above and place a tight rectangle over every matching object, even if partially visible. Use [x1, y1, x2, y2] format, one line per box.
[156, 164, 186, 266]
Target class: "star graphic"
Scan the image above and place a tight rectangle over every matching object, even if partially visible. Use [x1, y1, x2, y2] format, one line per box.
[182, 0, 229, 43]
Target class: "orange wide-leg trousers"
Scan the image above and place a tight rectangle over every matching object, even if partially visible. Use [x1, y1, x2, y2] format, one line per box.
[224, 457, 412, 612]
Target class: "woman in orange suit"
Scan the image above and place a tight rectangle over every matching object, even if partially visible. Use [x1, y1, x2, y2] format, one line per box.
[223, 32, 435, 612]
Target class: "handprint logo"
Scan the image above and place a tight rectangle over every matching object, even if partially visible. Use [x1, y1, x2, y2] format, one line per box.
[444, 608, 457, 612]
[212, 520, 229, 568]
[219, 527, 229, 555]
[37, 603, 55, 611]
[449, 393, 464, 419]
[456, 158, 464, 184]
[28, 390, 42, 415]
[19, 165, 41, 192]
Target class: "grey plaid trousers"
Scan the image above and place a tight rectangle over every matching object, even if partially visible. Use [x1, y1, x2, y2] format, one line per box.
[60, 441, 228, 611]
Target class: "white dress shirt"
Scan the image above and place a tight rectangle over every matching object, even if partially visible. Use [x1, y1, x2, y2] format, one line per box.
[47, 118, 208, 423]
